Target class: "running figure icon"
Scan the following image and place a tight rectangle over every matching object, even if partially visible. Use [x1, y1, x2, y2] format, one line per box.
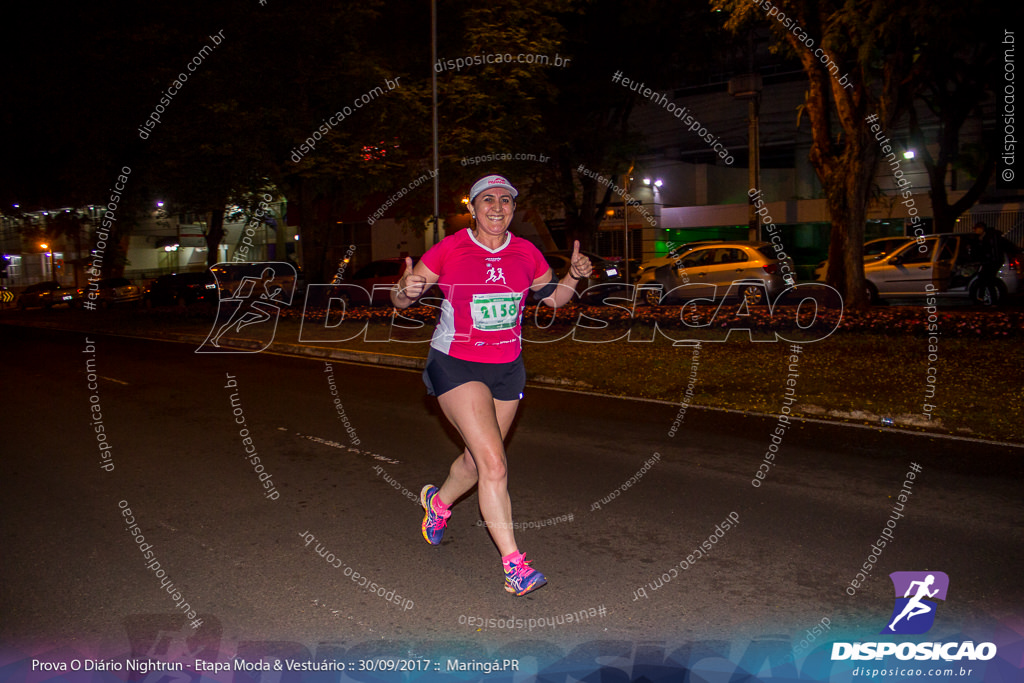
[485, 265, 506, 284]
[210, 268, 284, 347]
[888, 574, 938, 631]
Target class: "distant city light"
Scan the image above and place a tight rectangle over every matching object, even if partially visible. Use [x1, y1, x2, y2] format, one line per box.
[903, 150, 915, 160]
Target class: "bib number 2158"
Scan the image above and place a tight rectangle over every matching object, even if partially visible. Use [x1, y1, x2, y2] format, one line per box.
[471, 293, 520, 331]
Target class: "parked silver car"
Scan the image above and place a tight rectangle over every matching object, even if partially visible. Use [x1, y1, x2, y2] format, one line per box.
[634, 240, 724, 298]
[864, 233, 1022, 304]
[814, 236, 914, 282]
[642, 241, 796, 306]
[81, 277, 142, 308]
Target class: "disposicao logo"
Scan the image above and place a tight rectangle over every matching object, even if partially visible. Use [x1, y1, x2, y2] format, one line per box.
[831, 571, 997, 663]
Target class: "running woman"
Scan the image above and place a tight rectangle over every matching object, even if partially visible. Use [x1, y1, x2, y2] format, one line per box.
[390, 174, 592, 596]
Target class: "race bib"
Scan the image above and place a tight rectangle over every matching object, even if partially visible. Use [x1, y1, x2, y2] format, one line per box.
[471, 292, 520, 331]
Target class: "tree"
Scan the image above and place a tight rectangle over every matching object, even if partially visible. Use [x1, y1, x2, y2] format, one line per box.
[539, 1, 730, 250]
[906, 2, 1003, 234]
[713, 0, 926, 307]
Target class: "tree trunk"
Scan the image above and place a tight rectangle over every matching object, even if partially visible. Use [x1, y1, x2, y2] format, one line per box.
[206, 208, 226, 267]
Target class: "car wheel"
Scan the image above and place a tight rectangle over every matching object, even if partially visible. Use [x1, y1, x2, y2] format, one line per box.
[865, 282, 880, 305]
[739, 284, 766, 306]
[970, 280, 1005, 306]
[642, 287, 663, 307]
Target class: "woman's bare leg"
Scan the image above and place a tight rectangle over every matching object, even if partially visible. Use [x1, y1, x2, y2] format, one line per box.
[435, 381, 520, 555]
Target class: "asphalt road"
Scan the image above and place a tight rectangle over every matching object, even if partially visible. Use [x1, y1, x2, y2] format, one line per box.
[1, 325, 1022, 675]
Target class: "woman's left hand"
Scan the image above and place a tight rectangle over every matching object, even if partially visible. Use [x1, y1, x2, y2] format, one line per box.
[569, 240, 593, 279]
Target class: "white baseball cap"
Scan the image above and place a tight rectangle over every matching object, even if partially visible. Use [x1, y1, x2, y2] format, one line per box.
[469, 175, 518, 203]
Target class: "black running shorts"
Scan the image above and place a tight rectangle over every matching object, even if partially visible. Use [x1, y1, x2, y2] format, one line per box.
[423, 347, 526, 401]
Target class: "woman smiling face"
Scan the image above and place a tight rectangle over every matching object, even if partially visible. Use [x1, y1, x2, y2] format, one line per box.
[470, 187, 516, 244]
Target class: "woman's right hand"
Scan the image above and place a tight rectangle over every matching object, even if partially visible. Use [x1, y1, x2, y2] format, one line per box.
[398, 256, 428, 300]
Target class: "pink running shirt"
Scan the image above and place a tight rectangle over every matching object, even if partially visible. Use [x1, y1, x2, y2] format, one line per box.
[420, 228, 550, 363]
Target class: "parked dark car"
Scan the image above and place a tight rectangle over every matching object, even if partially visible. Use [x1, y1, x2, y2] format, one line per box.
[144, 272, 219, 307]
[543, 250, 627, 304]
[17, 281, 80, 310]
[312, 258, 441, 307]
[341, 259, 407, 306]
[81, 277, 142, 308]
[209, 263, 298, 303]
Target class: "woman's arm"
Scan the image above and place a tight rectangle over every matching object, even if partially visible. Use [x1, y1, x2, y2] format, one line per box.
[534, 240, 593, 309]
[391, 257, 439, 309]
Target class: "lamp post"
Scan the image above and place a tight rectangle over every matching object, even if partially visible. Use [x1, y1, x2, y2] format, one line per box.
[643, 177, 663, 269]
[729, 73, 763, 241]
[430, 0, 440, 246]
[623, 162, 634, 286]
[40, 243, 55, 281]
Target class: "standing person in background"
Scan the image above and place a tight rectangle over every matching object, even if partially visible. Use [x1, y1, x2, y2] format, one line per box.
[971, 222, 1019, 303]
[390, 174, 592, 596]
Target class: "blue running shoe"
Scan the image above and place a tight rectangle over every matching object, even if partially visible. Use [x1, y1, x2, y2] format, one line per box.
[420, 485, 450, 545]
[504, 554, 547, 596]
